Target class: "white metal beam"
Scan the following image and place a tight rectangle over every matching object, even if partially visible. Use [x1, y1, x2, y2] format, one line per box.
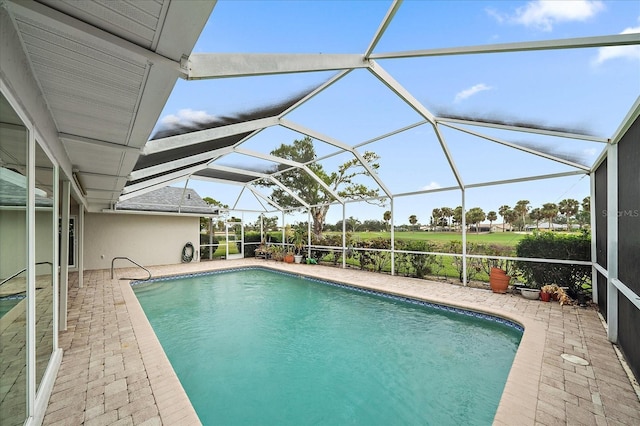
[129, 146, 234, 181]
[7, 0, 182, 74]
[369, 33, 640, 59]
[232, 147, 344, 203]
[433, 124, 464, 188]
[465, 170, 586, 189]
[279, 70, 352, 117]
[367, 60, 436, 124]
[187, 53, 367, 79]
[441, 122, 592, 171]
[436, 117, 608, 143]
[280, 119, 393, 197]
[248, 186, 283, 211]
[611, 96, 640, 145]
[59, 180, 70, 331]
[606, 143, 619, 343]
[365, 0, 402, 58]
[121, 163, 209, 195]
[142, 116, 279, 155]
[267, 177, 310, 209]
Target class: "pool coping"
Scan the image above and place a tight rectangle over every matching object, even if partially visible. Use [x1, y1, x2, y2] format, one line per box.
[125, 262, 543, 425]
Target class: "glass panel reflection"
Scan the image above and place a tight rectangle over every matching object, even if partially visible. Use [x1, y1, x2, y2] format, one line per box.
[0, 92, 28, 425]
[34, 141, 55, 393]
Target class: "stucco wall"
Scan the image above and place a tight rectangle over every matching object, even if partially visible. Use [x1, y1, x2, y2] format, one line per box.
[0, 209, 55, 280]
[83, 213, 200, 270]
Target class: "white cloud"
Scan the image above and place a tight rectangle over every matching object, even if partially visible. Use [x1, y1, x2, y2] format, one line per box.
[160, 108, 216, 126]
[593, 25, 640, 65]
[489, 1, 605, 32]
[422, 181, 441, 191]
[454, 84, 492, 103]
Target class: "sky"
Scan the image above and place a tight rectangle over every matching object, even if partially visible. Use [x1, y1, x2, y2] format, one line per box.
[153, 0, 640, 227]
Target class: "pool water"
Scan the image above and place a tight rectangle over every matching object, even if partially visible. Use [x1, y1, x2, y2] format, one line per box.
[0, 296, 23, 318]
[133, 268, 521, 425]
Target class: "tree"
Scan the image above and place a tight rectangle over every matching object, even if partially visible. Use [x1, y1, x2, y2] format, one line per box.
[409, 214, 418, 230]
[504, 209, 518, 232]
[498, 205, 510, 232]
[441, 206, 453, 231]
[582, 196, 590, 213]
[514, 200, 530, 231]
[383, 210, 391, 232]
[541, 203, 559, 230]
[453, 206, 463, 231]
[577, 196, 591, 229]
[199, 197, 227, 231]
[529, 207, 542, 230]
[558, 198, 580, 230]
[345, 216, 362, 232]
[431, 208, 442, 231]
[487, 211, 497, 231]
[466, 207, 486, 234]
[259, 136, 383, 238]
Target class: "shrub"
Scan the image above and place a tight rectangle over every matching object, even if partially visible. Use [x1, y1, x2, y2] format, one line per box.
[515, 231, 591, 295]
[199, 234, 219, 259]
[394, 240, 437, 279]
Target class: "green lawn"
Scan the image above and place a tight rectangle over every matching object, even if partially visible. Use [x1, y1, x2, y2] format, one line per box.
[327, 231, 527, 247]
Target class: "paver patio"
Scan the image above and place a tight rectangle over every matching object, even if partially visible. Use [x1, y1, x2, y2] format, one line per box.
[40, 259, 640, 425]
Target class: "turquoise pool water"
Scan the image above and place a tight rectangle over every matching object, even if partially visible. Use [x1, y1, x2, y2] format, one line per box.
[0, 296, 23, 318]
[133, 268, 522, 425]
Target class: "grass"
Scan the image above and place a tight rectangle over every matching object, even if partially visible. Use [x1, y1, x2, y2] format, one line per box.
[327, 231, 527, 247]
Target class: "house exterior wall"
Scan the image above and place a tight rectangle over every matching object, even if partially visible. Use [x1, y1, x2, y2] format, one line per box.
[0, 209, 55, 280]
[83, 213, 200, 270]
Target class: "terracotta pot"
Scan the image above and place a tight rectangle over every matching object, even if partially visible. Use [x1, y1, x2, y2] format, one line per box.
[284, 254, 294, 263]
[540, 291, 551, 302]
[490, 274, 510, 294]
[490, 267, 507, 277]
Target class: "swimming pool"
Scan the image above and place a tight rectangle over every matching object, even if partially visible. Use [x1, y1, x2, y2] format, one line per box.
[0, 295, 24, 318]
[133, 267, 522, 425]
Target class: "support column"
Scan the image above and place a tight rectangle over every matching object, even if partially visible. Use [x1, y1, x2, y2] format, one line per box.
[589, 171, 597, 303]
[390, 198, 395, 276]
[606, 143, 618, 343]
[342, 204, 346, 269]
[59, 180, 70, 331]
[461, 189, 467, 286]
[77, 205, 84, 288]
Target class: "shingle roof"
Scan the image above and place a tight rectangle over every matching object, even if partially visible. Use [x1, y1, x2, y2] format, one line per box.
[114, 187, 217, 215]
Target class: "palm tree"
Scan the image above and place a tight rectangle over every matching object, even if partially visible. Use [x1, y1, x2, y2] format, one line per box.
[409, 214, 418, 230]
[498, 205, 510, 232]
[431, 208, 442, 231]
[383, 210, 391, 232]
[558, 198, 579, 231]
[529, 207, 542, 230]
[541, 203, 559, 230]
[487, 211, 497, 231]
[514, 200, 530, 231]
[441, 207, 453, 231]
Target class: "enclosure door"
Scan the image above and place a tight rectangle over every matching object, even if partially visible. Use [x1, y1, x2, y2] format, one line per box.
[225, 221, 243, 260]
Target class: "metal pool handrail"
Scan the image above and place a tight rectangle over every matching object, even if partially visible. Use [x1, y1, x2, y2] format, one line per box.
[0, 261, 53, 288]
[111, 257, 152, 281]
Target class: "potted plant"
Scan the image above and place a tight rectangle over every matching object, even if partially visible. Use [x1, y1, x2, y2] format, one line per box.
[293, 228, 305, 264]
[284, 251, 295, 263]
[489, 267, 510, 294]
[520, 285, 541, 300]
[540, 284, 571, 305]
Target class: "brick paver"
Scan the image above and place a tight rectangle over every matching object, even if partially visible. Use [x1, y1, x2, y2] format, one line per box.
[39, 260, 640, 425]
